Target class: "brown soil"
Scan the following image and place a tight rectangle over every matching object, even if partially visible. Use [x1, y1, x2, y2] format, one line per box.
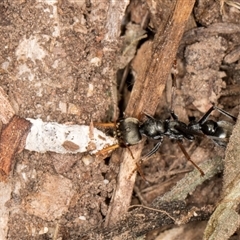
[0, 0, 239, 239]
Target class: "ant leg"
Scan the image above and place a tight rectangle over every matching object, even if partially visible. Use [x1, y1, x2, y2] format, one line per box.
[213, 105, 237, 122]
[170, 111, 178, 120]
[142, 112, 155, 120]
[177, 141, 204, 176]
[128, 162, 148, 182]
[119, 141, 135, 159]
[198, 105, 237, 125]
[170, 62, 177, 113]
[126, 146, 135, 159]
[136, 162, 148, 181]
[142, 138, 163, 160]
[197, 106, 215, 125]
[168, 71, 179, 121]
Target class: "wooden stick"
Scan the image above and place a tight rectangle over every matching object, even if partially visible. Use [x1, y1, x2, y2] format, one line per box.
[105, 0, 196, 227]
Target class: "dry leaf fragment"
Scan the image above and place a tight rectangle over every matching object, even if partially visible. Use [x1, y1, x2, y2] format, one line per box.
[0, 115, 32, 180]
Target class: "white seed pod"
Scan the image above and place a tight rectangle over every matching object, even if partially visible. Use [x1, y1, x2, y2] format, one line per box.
[25, 118, 117, 154]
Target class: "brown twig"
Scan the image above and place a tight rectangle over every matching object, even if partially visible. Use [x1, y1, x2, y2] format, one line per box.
[76, 201, 214, 239]
[105, 0, 196, 227]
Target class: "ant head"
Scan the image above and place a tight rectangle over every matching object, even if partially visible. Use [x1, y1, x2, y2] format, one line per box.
[116, 117, 142, 146]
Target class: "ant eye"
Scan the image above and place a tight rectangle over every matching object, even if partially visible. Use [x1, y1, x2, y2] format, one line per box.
[125, 127, 130, 132]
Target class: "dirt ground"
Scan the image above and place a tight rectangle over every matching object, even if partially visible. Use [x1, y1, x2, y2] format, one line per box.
[0, 0, 240, 239]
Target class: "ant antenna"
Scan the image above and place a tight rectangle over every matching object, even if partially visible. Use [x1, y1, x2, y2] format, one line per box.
[170, 72, 176, 114]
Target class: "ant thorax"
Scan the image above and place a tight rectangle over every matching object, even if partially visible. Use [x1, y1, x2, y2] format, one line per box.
[139, 117, 167, 140]
[166, 120, 189, 140]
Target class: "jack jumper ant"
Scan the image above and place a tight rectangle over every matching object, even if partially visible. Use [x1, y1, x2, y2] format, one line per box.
[95, 104, 237, 176]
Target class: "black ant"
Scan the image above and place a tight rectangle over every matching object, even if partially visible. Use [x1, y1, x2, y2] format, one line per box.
[96, 104, 236, 176]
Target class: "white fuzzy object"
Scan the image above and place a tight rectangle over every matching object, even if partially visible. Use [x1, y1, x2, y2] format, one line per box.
[25, 118, 117, 154]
